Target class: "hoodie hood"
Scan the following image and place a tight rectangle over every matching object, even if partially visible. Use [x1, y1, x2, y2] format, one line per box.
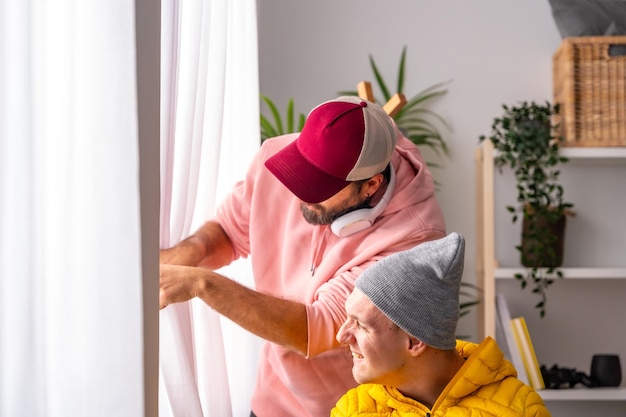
[384, 128, 438, 216]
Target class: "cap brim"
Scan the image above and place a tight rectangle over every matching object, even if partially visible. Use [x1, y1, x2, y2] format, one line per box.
[265, 138, 351, 204]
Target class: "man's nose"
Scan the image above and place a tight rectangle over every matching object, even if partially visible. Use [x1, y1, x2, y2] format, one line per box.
[336, 320, 351, 344]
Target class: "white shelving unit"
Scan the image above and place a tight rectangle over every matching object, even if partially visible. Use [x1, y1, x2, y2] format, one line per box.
[539, 387, 626, 401]
[493, 267, 626, 280]
[475, 140, 626, 402]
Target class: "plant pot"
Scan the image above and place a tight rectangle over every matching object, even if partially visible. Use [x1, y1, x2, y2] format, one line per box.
[520, 206, 566, 268]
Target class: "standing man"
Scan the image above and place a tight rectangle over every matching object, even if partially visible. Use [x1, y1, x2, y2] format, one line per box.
[159, 96, 446, 416]
[332, 233, 551, 417]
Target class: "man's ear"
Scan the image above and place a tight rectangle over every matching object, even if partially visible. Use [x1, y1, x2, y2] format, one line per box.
[364, 173, 384, 196]
[407, 336, 427, 356]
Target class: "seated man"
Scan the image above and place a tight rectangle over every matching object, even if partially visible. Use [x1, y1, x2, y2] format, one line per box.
[332, 233, 551, 417]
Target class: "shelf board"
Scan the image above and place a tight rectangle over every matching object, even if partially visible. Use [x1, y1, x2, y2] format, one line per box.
[494, 267, 626, 280]
[539, 386, 626, 401]
[560, 147, 626, 159]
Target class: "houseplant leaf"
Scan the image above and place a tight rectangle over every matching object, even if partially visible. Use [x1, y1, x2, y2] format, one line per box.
[260, 95, 306, 142]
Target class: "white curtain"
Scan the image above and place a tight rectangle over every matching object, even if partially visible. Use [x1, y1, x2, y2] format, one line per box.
[159, 0, 261, 416]
[0, 1, 145, 417]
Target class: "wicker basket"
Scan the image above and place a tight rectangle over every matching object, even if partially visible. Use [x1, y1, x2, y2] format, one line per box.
[553, 36, 626, 147]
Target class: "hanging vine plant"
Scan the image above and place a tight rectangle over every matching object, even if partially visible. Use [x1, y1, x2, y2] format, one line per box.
[479, 100, 575, 317]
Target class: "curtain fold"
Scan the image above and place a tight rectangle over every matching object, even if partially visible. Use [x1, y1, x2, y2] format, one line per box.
[0, 1, 144, 416]
[159, 0, 261, 416]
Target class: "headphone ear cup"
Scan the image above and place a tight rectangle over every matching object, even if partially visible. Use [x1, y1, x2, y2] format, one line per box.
[330, 209, 374, 237]
[330, 167, 396, 237]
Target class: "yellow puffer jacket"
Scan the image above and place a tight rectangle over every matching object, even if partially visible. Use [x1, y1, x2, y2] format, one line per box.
[331, 337, 551, 417]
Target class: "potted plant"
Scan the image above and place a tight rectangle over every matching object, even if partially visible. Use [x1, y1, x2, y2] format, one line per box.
[339, 45, 451, 159]
[479, 100, 574, 317]
[260, 46, 451, 161]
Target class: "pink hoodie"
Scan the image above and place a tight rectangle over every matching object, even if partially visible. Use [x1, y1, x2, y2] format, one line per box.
[214, 129, 446, 417]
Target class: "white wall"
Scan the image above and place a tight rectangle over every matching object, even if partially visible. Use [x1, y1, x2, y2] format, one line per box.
[257, 1, 626, 415]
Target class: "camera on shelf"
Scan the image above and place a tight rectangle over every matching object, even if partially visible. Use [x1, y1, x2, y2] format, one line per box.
[540, 364, 598, 389]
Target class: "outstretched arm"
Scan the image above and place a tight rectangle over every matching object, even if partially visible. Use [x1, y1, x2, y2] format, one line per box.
[159, 264, 309, 355]
[160, 221, 234, 269]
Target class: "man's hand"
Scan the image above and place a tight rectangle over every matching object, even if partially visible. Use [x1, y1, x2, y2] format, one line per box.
[159, 264, 205, 309]
[159, 262, 309, 355]
[159, 239, 204, 266]
[160, 221, 234, 269]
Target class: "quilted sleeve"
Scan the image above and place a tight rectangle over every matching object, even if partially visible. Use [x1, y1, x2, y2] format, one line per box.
[331, 388, 358, 417]
[523, 390, 552, 417]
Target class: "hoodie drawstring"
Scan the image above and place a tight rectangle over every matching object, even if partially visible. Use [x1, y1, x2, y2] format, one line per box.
[310, 226, 329, 276]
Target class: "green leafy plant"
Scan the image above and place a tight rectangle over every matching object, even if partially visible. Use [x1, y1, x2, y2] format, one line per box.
[259, 46, 451, 159]
[459, 282, 481, 319]
[260, 95, 306, 142]
[457, 282, 481, 339]
[479, 101, 575, 317]
[339, 45, 451, 158]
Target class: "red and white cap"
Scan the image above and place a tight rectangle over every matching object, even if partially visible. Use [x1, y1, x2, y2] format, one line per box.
[265, 96, 397, 203]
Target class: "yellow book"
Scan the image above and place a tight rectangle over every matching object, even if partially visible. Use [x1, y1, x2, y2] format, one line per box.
[511, 316, 545, 389]
[496, 293, 529, 385]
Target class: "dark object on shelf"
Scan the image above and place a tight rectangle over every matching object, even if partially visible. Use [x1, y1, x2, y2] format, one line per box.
[541, 364, 598, 389]
[591, 354, 622, 387]
[548, 0, 626, 39]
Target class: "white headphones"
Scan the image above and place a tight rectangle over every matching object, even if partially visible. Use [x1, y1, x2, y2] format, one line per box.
[330, 165, 396, 237]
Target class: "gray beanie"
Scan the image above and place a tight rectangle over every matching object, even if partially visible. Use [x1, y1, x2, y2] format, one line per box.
[355, 232, 465, 350]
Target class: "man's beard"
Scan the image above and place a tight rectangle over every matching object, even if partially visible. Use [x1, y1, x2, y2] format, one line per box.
[300, 198, 372, 226]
